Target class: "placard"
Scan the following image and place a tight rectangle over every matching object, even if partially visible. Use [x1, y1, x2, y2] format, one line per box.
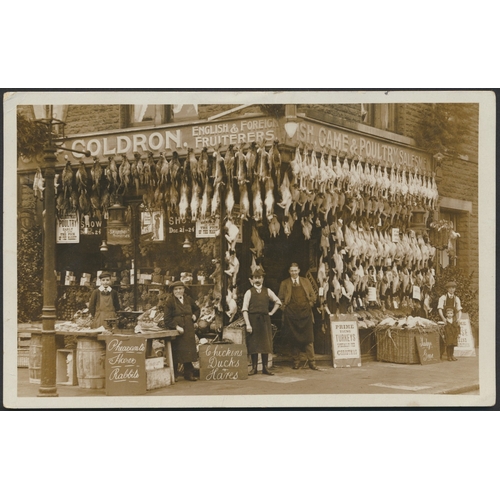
[104, 336, 147, 396]
[199, 343, 248, 381]
[330, 314, 361, 368]
[56, 211, 80, 243]
[141, 210, 165, 241]
[391, 227, 400, 243]
[455, 313, 476, 357]
[414, 331, 441, 364]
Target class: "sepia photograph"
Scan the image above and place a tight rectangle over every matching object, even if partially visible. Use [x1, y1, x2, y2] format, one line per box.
[3, 90, 496, 409]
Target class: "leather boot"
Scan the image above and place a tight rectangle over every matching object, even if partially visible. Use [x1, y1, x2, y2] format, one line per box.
[451, 347, 457, 361]
[249, 354, 258, 375]
[261, 354, 274, 375]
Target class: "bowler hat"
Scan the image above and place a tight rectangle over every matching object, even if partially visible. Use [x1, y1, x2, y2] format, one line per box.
[169, 280, 186, 291]
[251, 268, 265, 277]
[445, 281, 457, 289]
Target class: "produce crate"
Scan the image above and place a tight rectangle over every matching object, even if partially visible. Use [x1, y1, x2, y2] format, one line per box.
[18, 349, 30, 368]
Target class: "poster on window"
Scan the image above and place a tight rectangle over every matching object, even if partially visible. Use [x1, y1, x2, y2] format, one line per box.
[141, 210, 165, 241]
[56, 211, 80, 244]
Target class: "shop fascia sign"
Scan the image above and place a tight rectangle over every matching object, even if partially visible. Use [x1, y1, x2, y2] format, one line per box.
[290, 119, 433, 172]
[51, 116, 281, 163]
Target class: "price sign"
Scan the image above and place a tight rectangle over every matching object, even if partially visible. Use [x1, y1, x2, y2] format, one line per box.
[414, 331, 441, 364]
[104, 336, 147, 396]
[56, 211, 80, 244]
[330, 314, 361, 368]
[199, 343, 248, 381]
[455, 313, 476, 357]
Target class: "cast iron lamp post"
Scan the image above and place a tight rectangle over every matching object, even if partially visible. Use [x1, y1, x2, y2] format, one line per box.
[35, 106, 89, 396]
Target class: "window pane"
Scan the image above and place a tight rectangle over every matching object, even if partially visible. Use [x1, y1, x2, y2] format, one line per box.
[133, 105, 155, 122]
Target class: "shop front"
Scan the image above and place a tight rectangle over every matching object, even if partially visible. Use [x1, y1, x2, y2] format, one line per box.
[19, 108, 461, 392]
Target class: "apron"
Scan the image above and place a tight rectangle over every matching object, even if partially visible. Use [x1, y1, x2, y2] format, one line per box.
[246, 287, 273, 355]
[91, 292, 117, 329]
[171, 297, 198, 364]
[283, 283, 314, 347]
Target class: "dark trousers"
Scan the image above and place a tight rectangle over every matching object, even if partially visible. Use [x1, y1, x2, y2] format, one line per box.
[291, 342, 315, 363]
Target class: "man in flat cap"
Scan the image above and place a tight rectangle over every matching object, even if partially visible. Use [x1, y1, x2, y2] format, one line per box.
[437, 281, 462, 361]
[242, 268, 281, 375]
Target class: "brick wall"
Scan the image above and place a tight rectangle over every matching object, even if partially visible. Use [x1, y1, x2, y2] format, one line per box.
[64, 105, 122, 134]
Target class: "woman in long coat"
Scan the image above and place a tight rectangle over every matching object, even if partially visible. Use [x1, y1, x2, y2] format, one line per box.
[164, 281, 200, 381]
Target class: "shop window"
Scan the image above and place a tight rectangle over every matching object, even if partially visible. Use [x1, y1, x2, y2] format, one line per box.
[363, 103, 398, 132]
[126, 105, 172, 127]
[124, 104, 199, 127]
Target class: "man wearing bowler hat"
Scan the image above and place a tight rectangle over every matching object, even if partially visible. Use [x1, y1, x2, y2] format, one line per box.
[437, 281, 462, 361]
[242, 267, 281, 375]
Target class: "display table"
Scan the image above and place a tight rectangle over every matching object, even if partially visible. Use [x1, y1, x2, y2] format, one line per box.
[24, 325, 178, 390]
[97, 330, 178, 390]
[376, 326, 442, 364]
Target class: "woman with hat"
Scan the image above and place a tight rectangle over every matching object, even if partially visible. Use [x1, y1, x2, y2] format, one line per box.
[437, 281, 462, 361]
[163, 280, 200, 381]
[89, 271, 121, 329]
[242, 268, 282, 375]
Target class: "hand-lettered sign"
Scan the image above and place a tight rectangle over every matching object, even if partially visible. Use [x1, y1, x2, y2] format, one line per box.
[414, 331, 441, 365]
[199, 343, 248, 381]
[330, 314, 362, 368]
[455, 313, 476, 357]
[104, 335, 147, 396]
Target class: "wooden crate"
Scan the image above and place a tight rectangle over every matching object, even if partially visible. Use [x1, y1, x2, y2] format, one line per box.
[18, 349, 30, 368]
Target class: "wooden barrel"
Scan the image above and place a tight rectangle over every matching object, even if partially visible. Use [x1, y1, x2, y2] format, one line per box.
[29, 333, 42, 384]
[76, 338, 106, 389]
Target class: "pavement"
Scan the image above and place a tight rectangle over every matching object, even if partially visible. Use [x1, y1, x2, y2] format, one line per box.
[15, 350, 482, 407]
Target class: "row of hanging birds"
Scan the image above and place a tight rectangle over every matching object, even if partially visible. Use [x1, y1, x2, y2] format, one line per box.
[317, 260, 436, 315]
[31, 142, 439, 227]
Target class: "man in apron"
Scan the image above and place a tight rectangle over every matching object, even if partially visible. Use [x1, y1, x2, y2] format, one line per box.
[242, 268, 281, 375]
[278, 263, 321, 370]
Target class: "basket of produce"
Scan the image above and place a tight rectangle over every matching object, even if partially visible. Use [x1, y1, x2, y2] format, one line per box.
[375, 316, 440, 364]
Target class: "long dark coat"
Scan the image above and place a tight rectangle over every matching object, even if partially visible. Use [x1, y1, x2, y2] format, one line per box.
[164, 295, 200, 364]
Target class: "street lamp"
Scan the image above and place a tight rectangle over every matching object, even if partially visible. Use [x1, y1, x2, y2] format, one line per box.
[35, 105, 90, 397]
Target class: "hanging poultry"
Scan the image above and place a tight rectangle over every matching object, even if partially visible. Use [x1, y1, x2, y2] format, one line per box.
[119, 155, 131, 193]
[245, 141, 258, 182]
[268, 139, 282, 186]
[264, 176, 274, 221]
[33, 167, 45, 200]
[224, 144, 235, 186]
[252, 177, 263, 222]
[239, 181, 250, 221]
[90, 158, 103, 195]
[235, 143, 247, 185]
[62, 160, 74, 199]
[257, 141, 269, 181]
[277, 172, 293, 216]
[268, 215, 281, 238]
[250, 224, 264, 258]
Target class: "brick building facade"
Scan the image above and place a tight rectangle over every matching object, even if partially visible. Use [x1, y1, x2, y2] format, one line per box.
[16, 100, 479, 343]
